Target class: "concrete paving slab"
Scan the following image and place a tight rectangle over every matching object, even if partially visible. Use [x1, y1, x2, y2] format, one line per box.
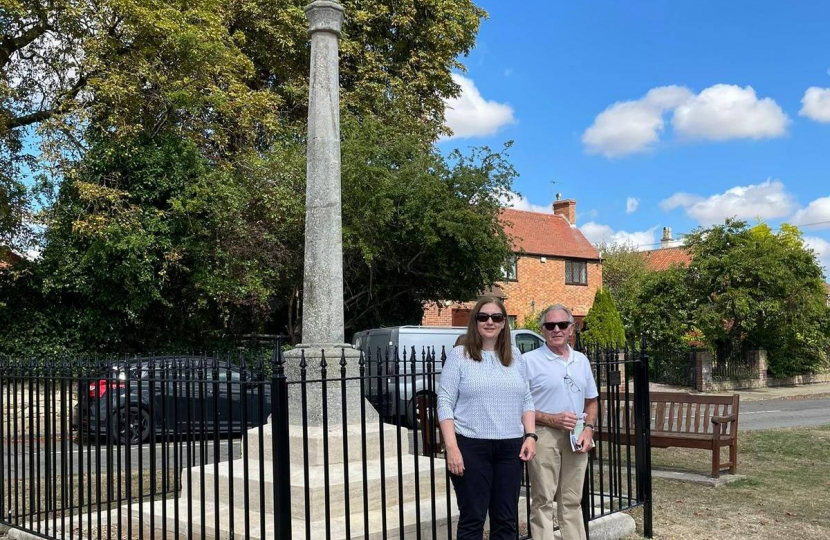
[652, 468, 746, 486]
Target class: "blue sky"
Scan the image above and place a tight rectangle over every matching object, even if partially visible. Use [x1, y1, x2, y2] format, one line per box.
[438, 1, 830, 274]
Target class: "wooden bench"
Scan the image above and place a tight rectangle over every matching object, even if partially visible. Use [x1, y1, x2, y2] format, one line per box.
[598, 391, 740, 478]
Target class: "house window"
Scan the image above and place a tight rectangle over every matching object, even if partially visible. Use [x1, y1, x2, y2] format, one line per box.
[501, 255, 518, 282]
[565, 260, 588, 285]
[508, 315, 517, 329]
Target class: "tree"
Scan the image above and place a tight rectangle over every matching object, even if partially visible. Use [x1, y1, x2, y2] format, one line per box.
[635, 265, 697, 350]
[685, 219, 829, 376]
[1, 0, 496, 352]
[1, 115, 517, 353]
[340, 117, 514, 333]
[2, 0, 485, 169]
[581, 289, 626, 349]
[597, 241, 651, 343]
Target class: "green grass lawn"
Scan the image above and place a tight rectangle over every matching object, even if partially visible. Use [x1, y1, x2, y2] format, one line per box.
[625, 424, 830, 539]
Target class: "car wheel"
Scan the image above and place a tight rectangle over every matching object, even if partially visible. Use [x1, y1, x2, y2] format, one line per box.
[115, 406, 151, 445]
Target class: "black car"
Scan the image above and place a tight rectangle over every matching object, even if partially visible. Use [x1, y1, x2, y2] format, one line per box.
[72, 356, 273, 444]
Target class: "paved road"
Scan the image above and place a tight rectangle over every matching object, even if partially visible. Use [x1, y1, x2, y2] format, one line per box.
[738, 397, 830, 430]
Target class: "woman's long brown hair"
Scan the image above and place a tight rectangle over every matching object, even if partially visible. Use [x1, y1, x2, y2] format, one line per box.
[463, 296, 513, 366]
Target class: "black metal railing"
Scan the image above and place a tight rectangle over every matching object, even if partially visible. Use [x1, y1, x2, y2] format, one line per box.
[0, 341, 652, 540]
[712, 340, 758, 381]
[647, 345, 698, 388]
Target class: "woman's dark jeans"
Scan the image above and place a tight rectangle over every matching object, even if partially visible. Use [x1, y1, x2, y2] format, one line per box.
[449, 434, 524, 540]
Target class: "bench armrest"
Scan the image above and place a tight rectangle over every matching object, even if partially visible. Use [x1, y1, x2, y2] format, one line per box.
[711, 414, 737, 424]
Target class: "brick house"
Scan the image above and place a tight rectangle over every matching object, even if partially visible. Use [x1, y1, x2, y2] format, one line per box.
[422, 198, 602, 329]
[640, 228, 691, 271]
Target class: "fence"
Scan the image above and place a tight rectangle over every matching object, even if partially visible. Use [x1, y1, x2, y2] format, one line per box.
[0, 343, 652, 540]
[647, 345, 698, 388]
[712, 340, 758, 381]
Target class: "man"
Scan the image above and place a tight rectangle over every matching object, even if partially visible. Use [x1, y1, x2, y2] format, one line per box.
[523, 304, 598, 540]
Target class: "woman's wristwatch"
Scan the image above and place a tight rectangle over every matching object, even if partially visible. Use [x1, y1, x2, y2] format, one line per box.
[524, 432, 538, 441]
[584, 423, 595, 431]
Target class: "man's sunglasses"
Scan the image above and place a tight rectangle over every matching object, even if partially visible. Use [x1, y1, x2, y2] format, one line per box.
[475, 312, 505, 323]
[542, 321, 571, 331]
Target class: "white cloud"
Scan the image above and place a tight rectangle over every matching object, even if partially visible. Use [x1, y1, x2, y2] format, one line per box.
[792, 196, 830, 228]
[659, 180, 797, 225]
[803, 236, 830, 273]
[443, 74, 516, 140]
[659, 192, 704, 212]
[584, 84, 789, 158]
[672, 84, 789, 140]
[502, 192, 553, 214]
[626, 197, 639, 214]
[582, 86, 693, 157]
[580, 222, 658, 248]
[799, 87, 830, 123]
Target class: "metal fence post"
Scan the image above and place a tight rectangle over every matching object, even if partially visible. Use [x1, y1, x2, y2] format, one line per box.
[271, 339, 292, 540]
[581, 469, 591, 539]
[634, 337, 653, 538]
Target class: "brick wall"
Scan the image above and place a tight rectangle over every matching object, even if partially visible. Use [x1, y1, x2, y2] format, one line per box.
[501, 255, 602, 325]
[422, 255, 602, 327]
[422, 303, 456, 326]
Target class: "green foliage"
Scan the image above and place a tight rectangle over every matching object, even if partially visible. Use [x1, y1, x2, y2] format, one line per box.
[685, 219, 830, 376]
[597, 241, 651, 343]
[0, 0, 497, 354]
[519, 310, 542, 334]
[341, 116, 515, 333]
[0, 115, 517, 353]
[635, 265, 698, 350]
[581, 289, 626, 349]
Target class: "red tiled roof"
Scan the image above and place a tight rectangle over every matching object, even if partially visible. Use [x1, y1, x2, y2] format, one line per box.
[499, 208, 599, 260]
[0, 247, 21, 269]
[640, 247, 692, 271]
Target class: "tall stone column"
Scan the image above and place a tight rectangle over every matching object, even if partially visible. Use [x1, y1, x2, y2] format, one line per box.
[301, 0, 346, 346]
[283, 0, 370, 426]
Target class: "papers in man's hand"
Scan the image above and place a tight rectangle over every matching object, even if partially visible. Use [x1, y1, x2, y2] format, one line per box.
[570, 420, 594, 452]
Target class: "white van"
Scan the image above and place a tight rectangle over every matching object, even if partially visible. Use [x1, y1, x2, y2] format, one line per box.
[351, 326, 545, 426]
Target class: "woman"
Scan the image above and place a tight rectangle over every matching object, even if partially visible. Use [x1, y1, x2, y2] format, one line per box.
[437, 296, 537, 540]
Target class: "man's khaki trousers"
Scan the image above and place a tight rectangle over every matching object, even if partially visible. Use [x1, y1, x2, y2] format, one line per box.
[528, 425, 588, 540]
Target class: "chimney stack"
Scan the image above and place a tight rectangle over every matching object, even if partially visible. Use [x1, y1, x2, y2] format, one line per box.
[552, 196, 576, 226]
[661, 227, 673, 249]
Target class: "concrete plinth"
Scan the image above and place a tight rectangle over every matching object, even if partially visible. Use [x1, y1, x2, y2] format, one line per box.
[283, 344, 375, 426]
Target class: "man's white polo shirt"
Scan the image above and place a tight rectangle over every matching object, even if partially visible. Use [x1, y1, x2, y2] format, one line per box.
[524, 345, 599, 416]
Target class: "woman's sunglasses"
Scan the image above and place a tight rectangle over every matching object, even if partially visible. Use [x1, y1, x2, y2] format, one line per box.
[475, 312, 505, 323]
[542, 321, 571, 331]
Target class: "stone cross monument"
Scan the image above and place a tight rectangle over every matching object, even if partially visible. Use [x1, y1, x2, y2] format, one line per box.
[283, 0, 367, 426]
[301, 0, 347, 346]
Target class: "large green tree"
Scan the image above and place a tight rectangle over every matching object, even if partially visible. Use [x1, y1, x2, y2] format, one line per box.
[685, 219, 829, 376]
[3, 0, 485, 247]
[3, 117, 515, 353]
[1, 0, 498, 353]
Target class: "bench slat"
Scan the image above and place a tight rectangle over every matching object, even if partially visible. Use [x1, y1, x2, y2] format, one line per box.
[667, 401, 675, 431]
[703, 403, 711, 433]
[656, 402, 666, 432]
[693, 402, 701, 433]
[686, 403, 694, 433]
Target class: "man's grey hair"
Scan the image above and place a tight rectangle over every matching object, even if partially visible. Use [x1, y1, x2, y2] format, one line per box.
[539, 304, 575, 327]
